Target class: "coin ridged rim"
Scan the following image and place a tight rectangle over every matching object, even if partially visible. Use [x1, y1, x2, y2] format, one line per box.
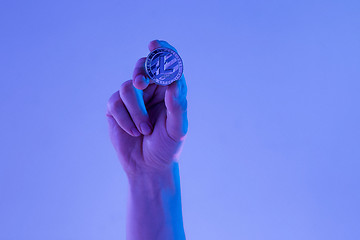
[145, 47, 183, 86]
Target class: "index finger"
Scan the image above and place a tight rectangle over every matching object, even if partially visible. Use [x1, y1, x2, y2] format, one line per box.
[132, 57, 153, 90]
[148, 39, 178, 52]
[133, 40, 179, 90]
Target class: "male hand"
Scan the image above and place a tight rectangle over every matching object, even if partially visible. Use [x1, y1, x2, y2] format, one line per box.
[106, 40, 188, 178]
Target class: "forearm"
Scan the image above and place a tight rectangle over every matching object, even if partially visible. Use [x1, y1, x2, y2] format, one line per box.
[126, 162, 186, 240]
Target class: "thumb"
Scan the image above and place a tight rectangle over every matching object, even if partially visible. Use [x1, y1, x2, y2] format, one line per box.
[164, 75, 188, 142]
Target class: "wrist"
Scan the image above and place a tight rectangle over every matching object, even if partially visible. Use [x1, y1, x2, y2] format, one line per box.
[127, 162, 179, 199]
[126, 162, 186, 240]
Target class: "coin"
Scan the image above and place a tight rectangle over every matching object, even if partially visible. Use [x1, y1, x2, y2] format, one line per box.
[145, 47, 183, 86]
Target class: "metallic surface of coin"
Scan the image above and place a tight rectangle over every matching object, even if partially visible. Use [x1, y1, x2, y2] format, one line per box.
[145, 47, 183, 86]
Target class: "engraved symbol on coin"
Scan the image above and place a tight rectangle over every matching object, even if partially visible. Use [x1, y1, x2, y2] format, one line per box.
[145, 47, 183, 86]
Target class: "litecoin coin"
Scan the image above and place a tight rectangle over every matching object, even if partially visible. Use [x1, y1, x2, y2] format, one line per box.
[145, 47, 183, 86]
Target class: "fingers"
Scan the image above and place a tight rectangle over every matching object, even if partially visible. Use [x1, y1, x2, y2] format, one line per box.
[107, 39, 183, 140]
[148, 39, 178, 52]
[132, 40, 178, 91]
[164, 75, 188, 141]
[132, 57, 150, 90]
[106, 80, 153, 137]
[119, 80, 153, 135]
[106, 90, 142, 137]
[148, 39, 187, 141]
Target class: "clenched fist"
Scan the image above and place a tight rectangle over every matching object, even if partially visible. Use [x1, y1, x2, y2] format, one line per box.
[106, 40, 188, 178]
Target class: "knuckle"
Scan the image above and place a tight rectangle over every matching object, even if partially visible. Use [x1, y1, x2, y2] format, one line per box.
[119, 80, 133, 97]
[113, 99, 123, 110]
[107, 92, 124, 114]
[107, 91, 119, 112]
[108, 99, 122, 113]
[148, 40, 160, 49]
[107, 91, 118, 103]
[136, 57, 146, 65]
[106, 101, 112, 113]
[150, 39, 159, 45]
[177, 98, 188, 112]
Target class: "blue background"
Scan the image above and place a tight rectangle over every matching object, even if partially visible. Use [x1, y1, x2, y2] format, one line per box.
[1, 0, 359, 239]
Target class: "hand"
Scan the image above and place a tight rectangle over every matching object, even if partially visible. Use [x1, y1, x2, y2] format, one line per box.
[106, 40, 188, 178]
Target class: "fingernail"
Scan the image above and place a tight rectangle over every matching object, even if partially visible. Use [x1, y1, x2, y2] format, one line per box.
[131, 127, 141, 137]
[140, 122, 152, 135]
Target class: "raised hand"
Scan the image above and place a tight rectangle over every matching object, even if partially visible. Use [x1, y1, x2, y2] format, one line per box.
[106, 40, 188, 178]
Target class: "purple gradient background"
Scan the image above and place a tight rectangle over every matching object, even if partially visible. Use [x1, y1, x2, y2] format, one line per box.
[1, 1, 359, 239]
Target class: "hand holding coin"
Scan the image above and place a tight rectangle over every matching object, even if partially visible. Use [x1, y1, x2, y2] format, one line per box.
[145, 47, 183, 86]
[106, 40, 188, 239]
[106, 39, 188, 176]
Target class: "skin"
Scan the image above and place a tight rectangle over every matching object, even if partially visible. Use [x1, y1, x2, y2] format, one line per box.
[106, 40, 188, 240]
